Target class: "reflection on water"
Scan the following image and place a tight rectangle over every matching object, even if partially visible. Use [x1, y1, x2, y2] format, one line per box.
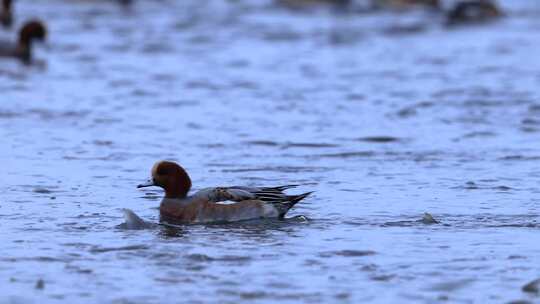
[1, 0, 540, 303]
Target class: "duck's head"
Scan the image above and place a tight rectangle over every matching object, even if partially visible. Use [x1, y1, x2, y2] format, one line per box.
[2, 0, 11, 11]
[19, 20, 47, 46]
[137, 161, 192, 199]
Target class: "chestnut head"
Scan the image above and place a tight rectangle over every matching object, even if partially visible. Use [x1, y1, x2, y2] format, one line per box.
[138, 161, 192, 199]
[19, 20, 47, 46]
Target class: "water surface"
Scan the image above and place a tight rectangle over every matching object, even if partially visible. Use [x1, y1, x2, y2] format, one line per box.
[1, 0, 540, 303]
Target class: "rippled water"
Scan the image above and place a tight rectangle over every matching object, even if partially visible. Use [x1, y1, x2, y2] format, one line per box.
[1, 0, 540, 303]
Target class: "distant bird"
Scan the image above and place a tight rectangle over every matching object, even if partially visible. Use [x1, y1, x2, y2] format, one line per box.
[137, 161, 313, 223]
[371, 0, 440, 10]
[1, 0, 13, 28]
[0, 20, 47, 63]
[446, 0, 502, 25]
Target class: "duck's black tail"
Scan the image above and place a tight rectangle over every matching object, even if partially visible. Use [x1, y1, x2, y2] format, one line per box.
[277, 191, 313, 218]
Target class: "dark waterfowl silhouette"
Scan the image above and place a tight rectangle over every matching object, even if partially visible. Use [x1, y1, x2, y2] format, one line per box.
[446, 0, 502, 25]
[1, 0, 13, 28]
[0, 20, 46, 63]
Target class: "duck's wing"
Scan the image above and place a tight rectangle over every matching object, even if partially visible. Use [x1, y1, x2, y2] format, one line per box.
[193, 185, 312, 218]
[193, 185, 301, 203]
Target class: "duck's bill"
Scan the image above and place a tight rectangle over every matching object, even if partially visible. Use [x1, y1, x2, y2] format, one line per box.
[137, 179, 155, 188]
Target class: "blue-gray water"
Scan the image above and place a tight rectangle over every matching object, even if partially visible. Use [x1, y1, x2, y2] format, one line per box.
[1, 0, 540, 303]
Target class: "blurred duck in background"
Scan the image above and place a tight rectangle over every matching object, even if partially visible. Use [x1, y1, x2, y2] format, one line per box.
[0, 20, 46, 63]
[371, 0, 440, 10]
[446, 0, 502, 25]
[1, 0, 12, 28]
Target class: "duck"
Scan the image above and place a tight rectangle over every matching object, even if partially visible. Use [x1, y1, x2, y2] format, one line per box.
[1, 0, 12, 28]
[0, 20, 46, 63]
[137, 161, 313, 224]
[446, 0, 502, 26]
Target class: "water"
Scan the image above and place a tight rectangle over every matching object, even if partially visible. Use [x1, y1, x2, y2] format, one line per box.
[1, 0, 540, 303]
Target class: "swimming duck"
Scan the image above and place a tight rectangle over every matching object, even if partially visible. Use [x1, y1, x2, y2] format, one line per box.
[446, 0, 502, 25]
[0, 20, 46, 63]
[371, 0, 440, 10]
[137, 161, 312, 224]
[1, 0, 12, 28]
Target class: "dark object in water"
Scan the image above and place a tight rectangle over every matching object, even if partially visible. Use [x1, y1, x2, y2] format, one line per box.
[421, 212, 439, 224]
[357, 136, 402, 143]
[1, 0, 12, 28]
[522, 278, 540, 294]
[371, 0, 440, 10]
[0, 20, 47, 64]
[35, 279, 45, 290]
[446, 0, 502, 26]
[382, 213, 441, 227]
